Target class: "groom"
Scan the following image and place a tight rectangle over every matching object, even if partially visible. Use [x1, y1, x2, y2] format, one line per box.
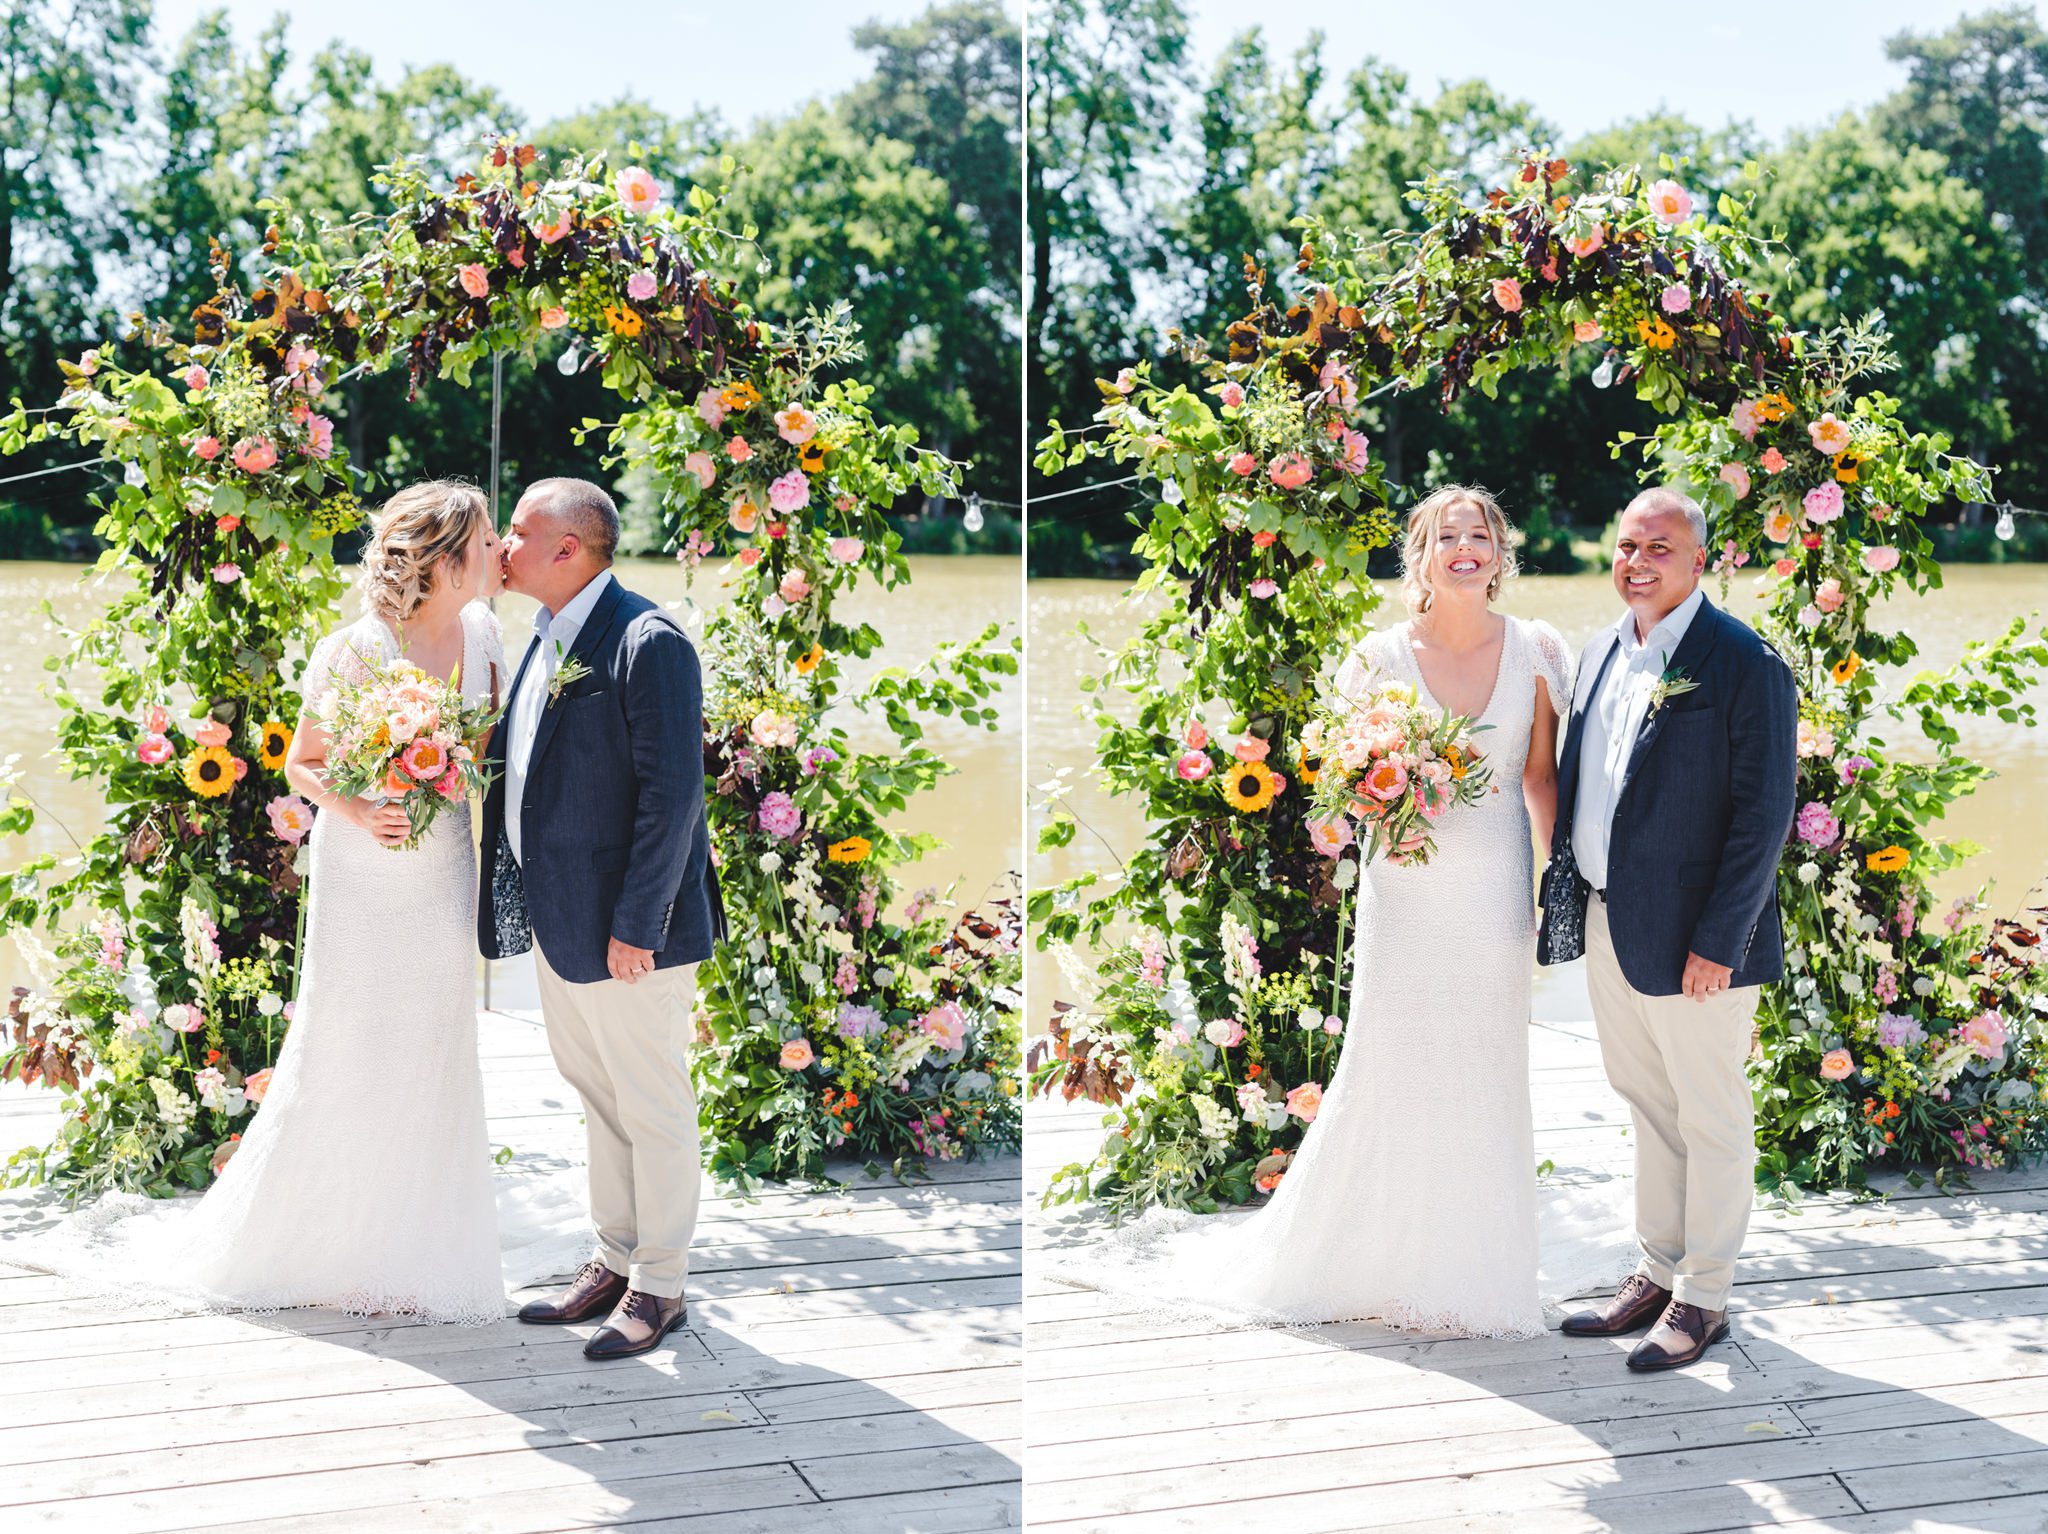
[479, 477, 725, 1361]
[1539, 486, 1796, 1371]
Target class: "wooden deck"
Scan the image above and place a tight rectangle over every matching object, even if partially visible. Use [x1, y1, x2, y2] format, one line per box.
[0, 1006, 1022, 1533]
[1025, 1009, 2048, 1533]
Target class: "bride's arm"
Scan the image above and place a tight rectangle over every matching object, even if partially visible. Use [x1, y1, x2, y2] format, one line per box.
[1525, 677, 1560, 858]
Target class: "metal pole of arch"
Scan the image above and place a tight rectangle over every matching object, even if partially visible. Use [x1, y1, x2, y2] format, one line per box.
[483, 348, 504, 1015]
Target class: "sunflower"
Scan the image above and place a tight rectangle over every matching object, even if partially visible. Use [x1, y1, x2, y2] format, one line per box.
[1833, 450, 1864, 484]
[827, 836, 872, 864]
[258, 720, 293, 770]
[1635, 317, 1678, 351]
[1220, 760, 1278, 813]
[1296, 748, 1320, 785]
[794, 643, 824, 676]
[182, 745, 236, 799]
[798, 440, 827, 474]
[1866, 846, 1910, 873]
[1830, 654, 1861, 685]
[720, 379, 763, 411]
[602, 304, 644, 337]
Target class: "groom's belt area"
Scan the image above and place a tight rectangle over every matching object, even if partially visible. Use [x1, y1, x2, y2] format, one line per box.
[1590, 887, 1607, 903]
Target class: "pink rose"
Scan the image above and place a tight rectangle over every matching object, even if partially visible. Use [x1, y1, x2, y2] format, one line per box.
[1573, 320, 1602, 342]
[540, 307, 568, 330]
[303, 414, 334, 460]
[1233, 735, 1270, 764]
[243, 1067, 273, 1103]
[626, 270, 658, 302]
[1175, 751, 1212, 782]
[1819, 1048, 1854, 1082]
[457, 264, 490, 300]
[828, 536, 864, 564]
[737, 547, 762, 568]
[1267, 455, 1313, 491]
[1491, 277, 1523, 313]
[1564, 226, 1605, 258]
[193, 435, 222, 461]
[1183, 720, 1209, 750]
[1227, 452, 1258, 477]
[216, 513, 241, 532]
[1815, 577, 1845, 613]
[192, 717, 231, 748]
[213, 562, 242, 584]
[726, 435, 753, 463]
[136, 733, 174, 765]
[1773, 558, 1797, 577]
[1217, 381, 1246, 409]
[1248, 578, 1278, 599]
[683, 451, 717, 490]
[1862, 545, 1900, 573]
[1646, 178, 1693, 225]
[1718, 463, 1751, 499]
[1113, 367, 1137, 393]
[231, 437, 277, 474]
[1660, 282, 1691, 314]
[266, 794, 313, 843]
[768, 470, 810, 513]
[535, 211, 573, 244]
[614, 166, 663, 214]
[1730, 401, 1762, 440]
[1803, 481, 1845, 524]
[144, 704, 170, 734]
[1761, 447, 1787, 474]
[1285, 1082, 1324, 1122]
[695, 387, 727, 429]
[505, 248, 525, 269]
[184, 366, 209, 393]
[778, 571, 811, 604]
[773, 404, 818, 445]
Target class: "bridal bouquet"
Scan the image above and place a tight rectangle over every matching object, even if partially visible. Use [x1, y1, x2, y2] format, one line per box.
[1304, 681, 1494, 867]
[315, 652, 501, 850]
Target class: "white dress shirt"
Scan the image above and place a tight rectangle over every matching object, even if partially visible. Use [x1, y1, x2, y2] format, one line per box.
[1570, 586, 1705, 891]
[505, 570, 613, 866]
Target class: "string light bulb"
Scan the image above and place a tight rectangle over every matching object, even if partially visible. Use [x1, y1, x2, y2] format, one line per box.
[1591, 350, 1618, 390]
[555, 340, 582, 377]
[963, 493, 984, 534]
[1995, 505, 2017, 541]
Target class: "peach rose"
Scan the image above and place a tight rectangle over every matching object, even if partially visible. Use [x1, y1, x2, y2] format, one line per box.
[1232, 734, 1270, 764]
[726, 435, 753, 463]
[1267, 455, 1313, 491]
[457, 264, 490, 300]
[192, 717, 232, 748]
[243, 1068, 274, 1103]
[1491, 277, 1523, 313]
[539, 307, 567, 329]
[1819, 1048, 1854, 1081]
[1227, 452, 1258, 477]
[1862, 545, 1900, 573]
[779, 1038, 815, 1070]
[1285, 1082, 1324, 1122]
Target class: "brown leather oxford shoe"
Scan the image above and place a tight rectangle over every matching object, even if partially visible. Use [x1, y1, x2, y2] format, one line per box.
[583, 1287, 688, 1360]
[517, 1259, 629, 1325]
[1559, 1272, 1673, 1338]
[1627, 1299, 1730, 1371]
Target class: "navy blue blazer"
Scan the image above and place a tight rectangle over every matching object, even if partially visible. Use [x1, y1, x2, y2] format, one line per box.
[1537, 594, 1798, 997]
[477, 576, 726, 984]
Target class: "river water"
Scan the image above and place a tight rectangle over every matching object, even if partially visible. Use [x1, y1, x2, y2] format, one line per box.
[0, 555, 1023, 1001]
[1028, 567, 2048, 1027]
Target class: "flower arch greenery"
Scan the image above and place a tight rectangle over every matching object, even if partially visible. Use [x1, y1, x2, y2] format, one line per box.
[1030, 154, 2048, 1215]
[0, 141, 1020, 1197]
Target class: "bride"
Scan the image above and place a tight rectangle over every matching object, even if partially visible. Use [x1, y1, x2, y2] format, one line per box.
[20, 480, 515, 1325]
[1078, 484, 1624, 1337]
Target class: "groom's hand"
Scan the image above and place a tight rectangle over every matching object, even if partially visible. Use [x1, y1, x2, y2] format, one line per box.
[607, 938, 656, 985]
[1681, 951, 1734, 1002]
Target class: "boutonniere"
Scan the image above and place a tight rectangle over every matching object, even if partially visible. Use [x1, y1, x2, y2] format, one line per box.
[1646, 655, 1701, 717]
[547, 646, 591, 708]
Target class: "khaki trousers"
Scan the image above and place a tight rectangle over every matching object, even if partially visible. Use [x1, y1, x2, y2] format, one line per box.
[1585, 899, 1757, 1312]
[533, 944, 702, 1298]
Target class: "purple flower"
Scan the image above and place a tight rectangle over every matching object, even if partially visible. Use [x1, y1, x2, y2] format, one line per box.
[758, 790, 802, 841]
[1838, 755, 1875, 786]
[1795, 800, 1840, 848]
[837, 1003, 883, 1039]
[801, 745, 839, 778]
[1874, 1012, 1926, 1051]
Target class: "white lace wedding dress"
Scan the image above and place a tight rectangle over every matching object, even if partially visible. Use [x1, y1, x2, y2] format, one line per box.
[1067, 614, 1631, 1337]
[14, 601, 562, 1326]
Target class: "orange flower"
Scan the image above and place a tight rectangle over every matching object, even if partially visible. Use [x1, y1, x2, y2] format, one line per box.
[799, 440, 827, 474]
[1636, 316, 1678, 351]
[795, 643, 824, 675]
[1866, 846, 1910, 873]
[382, 765, 416, 797]
[827, 836, 872, 863]
[1756, 392, 1794, 423]
[1831, 654, 1861, 684]
[602, 304, 644, 337]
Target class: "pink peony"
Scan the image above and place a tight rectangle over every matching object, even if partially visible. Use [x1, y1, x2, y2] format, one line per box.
[1491, 277, 1523, 313]
[773, 404, 818, 445]
[457, 264, 490, 300]
[1217, 381, 1246, 409]
[434, 766, 464, 802]
[1862, 545, 1900, 574]
[682, 451, 717, 490]
[1660, 282, 1691, 314]
[828, 536, 865, 564]
[1175, 751, 1212, 782]
[265, 794, 313, 843]
[778, 571, 811, 604]
[614, 166, 663, 214]
[1815, 577, 1845, 613]
[768, 470, 810, 513]
[626, 270, 658, 302]
[184, 366, 209, 393]
[193, 435, 222, 461]
[1819, 1048, 1855, 1081]
[303, 414, 334, 460]
[695, 387, 727, 429]
[1960, 1009, 2009, 1062]
[1808, 413, 1852, 456]
[1564, 225, 1605, 258]
[213, 562, 243, 584]
[728, 497, 761, 534]
[921, 1000, 969, 1051]
[1730, 400, 1762, 440]
[1364, 758, 1409, 801]
[1267, 455, 1313, 491]
[1285, 1082, 1324, 1122]
[136, 733, 174, 765]
[1227, 452, 1258, 477]
[540, 307, 568, 330]
[758, 790, 802, 840]
[1646, 178, 1693, 225]
[1248, 578, 1278, 599]
[1803, 481, 1845, 524]
[1795, 800, 1840, 848]
[231, 437, 277, 474]
[1307, 816, 1354, 857]
[726, 435, 753, 463]
[1718, 462, 1751, 499]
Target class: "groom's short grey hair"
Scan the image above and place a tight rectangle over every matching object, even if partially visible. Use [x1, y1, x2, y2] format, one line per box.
[525, 477, 619, 564]
[1623, 486, 1708, 550]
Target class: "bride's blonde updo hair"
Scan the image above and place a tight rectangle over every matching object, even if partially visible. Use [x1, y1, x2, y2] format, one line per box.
[362, 480, 490, 624]
[1399, 483, 1519, 615]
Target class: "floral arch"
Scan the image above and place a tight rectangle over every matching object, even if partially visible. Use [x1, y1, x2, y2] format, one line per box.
[1031, 155, 2047, 1213]
[0, 142, 1020, 1196]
